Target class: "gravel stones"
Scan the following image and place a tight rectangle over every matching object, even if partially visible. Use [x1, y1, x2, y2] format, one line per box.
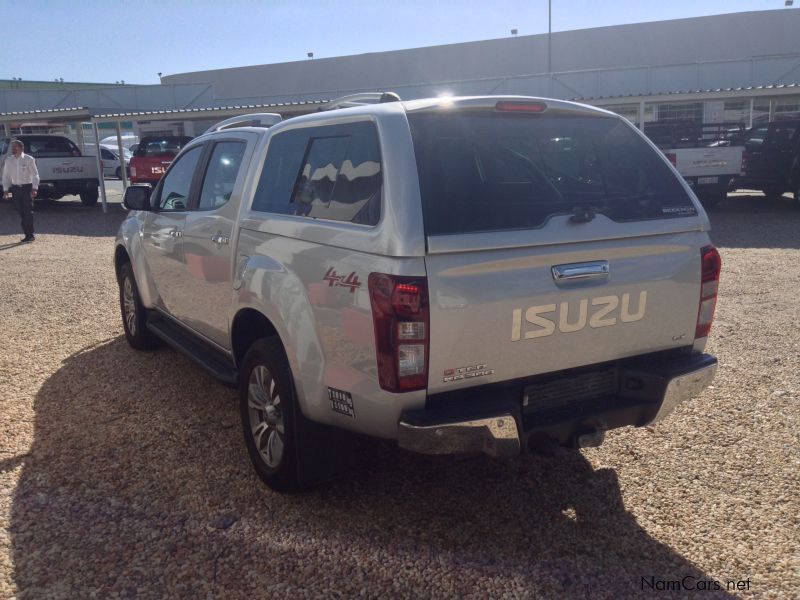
[0, 190, 798, 598]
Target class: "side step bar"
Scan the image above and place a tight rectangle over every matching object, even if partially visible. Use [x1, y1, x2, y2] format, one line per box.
[146, 316, 238, 387]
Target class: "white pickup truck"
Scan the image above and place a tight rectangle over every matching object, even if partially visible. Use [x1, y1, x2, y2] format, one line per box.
[0, 135, 100, 206]
[644, 122, 745, 208]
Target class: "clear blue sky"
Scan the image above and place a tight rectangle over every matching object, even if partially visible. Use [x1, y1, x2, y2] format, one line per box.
[1, 0, 793, 84]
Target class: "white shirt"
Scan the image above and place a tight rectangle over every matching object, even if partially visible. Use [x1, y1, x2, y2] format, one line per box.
[2, 152, 40, 190]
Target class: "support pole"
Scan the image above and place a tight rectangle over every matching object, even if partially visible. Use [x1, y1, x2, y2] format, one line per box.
[115, 121, 129, 190]
[748, 98, 754, 128]
[548, 0, 552, 75]
[92, 121, 108, 213]
[638, 100, 646, 131]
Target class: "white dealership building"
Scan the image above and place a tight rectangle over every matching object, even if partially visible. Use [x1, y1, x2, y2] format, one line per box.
[1, 9, 799, 138]
[161, 9, 800, 128]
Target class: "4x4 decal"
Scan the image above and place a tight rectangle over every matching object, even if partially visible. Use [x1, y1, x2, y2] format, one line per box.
[323, 267, 361, 292]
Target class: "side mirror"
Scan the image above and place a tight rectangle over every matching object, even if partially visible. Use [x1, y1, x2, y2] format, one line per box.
[123, 184, 153, 211]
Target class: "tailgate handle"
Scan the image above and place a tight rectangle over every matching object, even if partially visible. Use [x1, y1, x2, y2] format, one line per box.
[552, 261, 609, 282]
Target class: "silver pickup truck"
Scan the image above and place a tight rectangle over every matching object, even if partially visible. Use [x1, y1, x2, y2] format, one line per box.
[114, 95, 720, 491]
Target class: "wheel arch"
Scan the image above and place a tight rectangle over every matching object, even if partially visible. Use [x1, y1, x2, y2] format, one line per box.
[231, 308, 282, 369]
[114, 245, 130, 281]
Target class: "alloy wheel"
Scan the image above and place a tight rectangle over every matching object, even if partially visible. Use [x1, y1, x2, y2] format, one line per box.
[247, 365, 285, 468]
[123, 277, 136, 336]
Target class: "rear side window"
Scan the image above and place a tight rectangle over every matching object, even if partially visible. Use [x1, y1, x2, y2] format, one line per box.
[252, 121, 382, 226]
[408, 113, 696, 236]
[19, 136, 79, 158]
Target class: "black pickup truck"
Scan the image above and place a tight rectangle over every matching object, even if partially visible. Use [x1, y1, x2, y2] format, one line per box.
[734, 120, 800, 204]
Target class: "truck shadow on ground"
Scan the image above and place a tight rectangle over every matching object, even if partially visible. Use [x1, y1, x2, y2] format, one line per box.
[708, 193, 800, 249]
[0, 198, 125, 238]
[9, 337, 735, 598]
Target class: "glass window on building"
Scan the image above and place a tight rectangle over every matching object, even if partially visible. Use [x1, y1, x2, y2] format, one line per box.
[774, 95, 800, 121]
[655, 102, 704, 123]
[753, 99, 771, 124]
[722, 100, 749, 124]
[602, 104, 640, 126]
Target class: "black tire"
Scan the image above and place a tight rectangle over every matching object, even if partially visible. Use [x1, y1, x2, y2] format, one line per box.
[118, 262, 160, 350]
[115, 166, 122, 180]
[762, 185, 784, 201]
[80, 189, 99, 206]
[239, 338, 300, 492]
[698, 184, 727, 210]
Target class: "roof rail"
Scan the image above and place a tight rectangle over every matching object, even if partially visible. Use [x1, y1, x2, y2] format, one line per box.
[320, 92, 402, 112]
[207, 113, 282, 133]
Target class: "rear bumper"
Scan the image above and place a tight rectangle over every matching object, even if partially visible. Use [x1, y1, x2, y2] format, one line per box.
[398, 352, 717, 458]
[37, 179, 98, 197]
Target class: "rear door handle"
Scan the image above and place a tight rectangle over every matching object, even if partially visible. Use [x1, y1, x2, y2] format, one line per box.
[552, 260, 609, 281]
[211, 233, 229, 245]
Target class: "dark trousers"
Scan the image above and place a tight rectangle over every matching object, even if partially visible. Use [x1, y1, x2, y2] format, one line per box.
[11, 184, 34, 237]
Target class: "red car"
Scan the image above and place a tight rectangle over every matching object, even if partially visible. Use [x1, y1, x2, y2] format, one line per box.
[129, 136, 193, 185]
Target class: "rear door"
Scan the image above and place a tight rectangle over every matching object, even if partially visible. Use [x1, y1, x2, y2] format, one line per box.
[180, 135, 254, 347]
[407, 105, 709, 394]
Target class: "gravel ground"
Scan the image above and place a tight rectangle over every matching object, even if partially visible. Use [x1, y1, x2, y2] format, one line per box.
[0, 190, 798, 599]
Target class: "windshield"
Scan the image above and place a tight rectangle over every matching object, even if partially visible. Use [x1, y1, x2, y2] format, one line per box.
[408, 112, 696, 236]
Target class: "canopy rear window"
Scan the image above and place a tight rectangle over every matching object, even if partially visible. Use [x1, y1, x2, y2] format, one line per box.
[135, 136, 193, 157]
[17, 136, 80, 158]
[408, 112, 696, 236]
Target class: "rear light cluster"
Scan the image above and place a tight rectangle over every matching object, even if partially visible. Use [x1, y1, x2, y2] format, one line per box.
[368, 273, 430, 392]
[665, 152, 677, 167]
[741, 151, 749, 174]
[696, 245, 722, 339]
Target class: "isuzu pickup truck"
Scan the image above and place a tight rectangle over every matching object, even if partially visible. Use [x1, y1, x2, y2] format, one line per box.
[0, 135, 99, 205]
[114, 95, 720, 491]
[644, 121, 745, 208]
[129, 135, 193, 186]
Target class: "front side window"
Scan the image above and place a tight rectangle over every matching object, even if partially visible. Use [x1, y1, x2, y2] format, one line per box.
[158, 146, 202, 211]
[252, 121, 382, 226]
[198, 141, 247, 210]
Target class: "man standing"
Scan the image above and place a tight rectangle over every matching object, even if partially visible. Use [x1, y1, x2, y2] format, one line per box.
[2, 139, 39, 243]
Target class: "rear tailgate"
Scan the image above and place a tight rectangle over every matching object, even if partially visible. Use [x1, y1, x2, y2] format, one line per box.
[670, 146, 743, 179]
[36, 157, 98, 181]
[424, 226, 704, 393]
[131, 156, 174, 182]
[407, 102, 709, 394]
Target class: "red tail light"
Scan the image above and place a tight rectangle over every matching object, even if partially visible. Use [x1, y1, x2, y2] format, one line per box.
[696, 245, 721, 339]
[495, 100, 547, 113]
[368, 273, 429, 392]
[665, 152, 677, 167]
